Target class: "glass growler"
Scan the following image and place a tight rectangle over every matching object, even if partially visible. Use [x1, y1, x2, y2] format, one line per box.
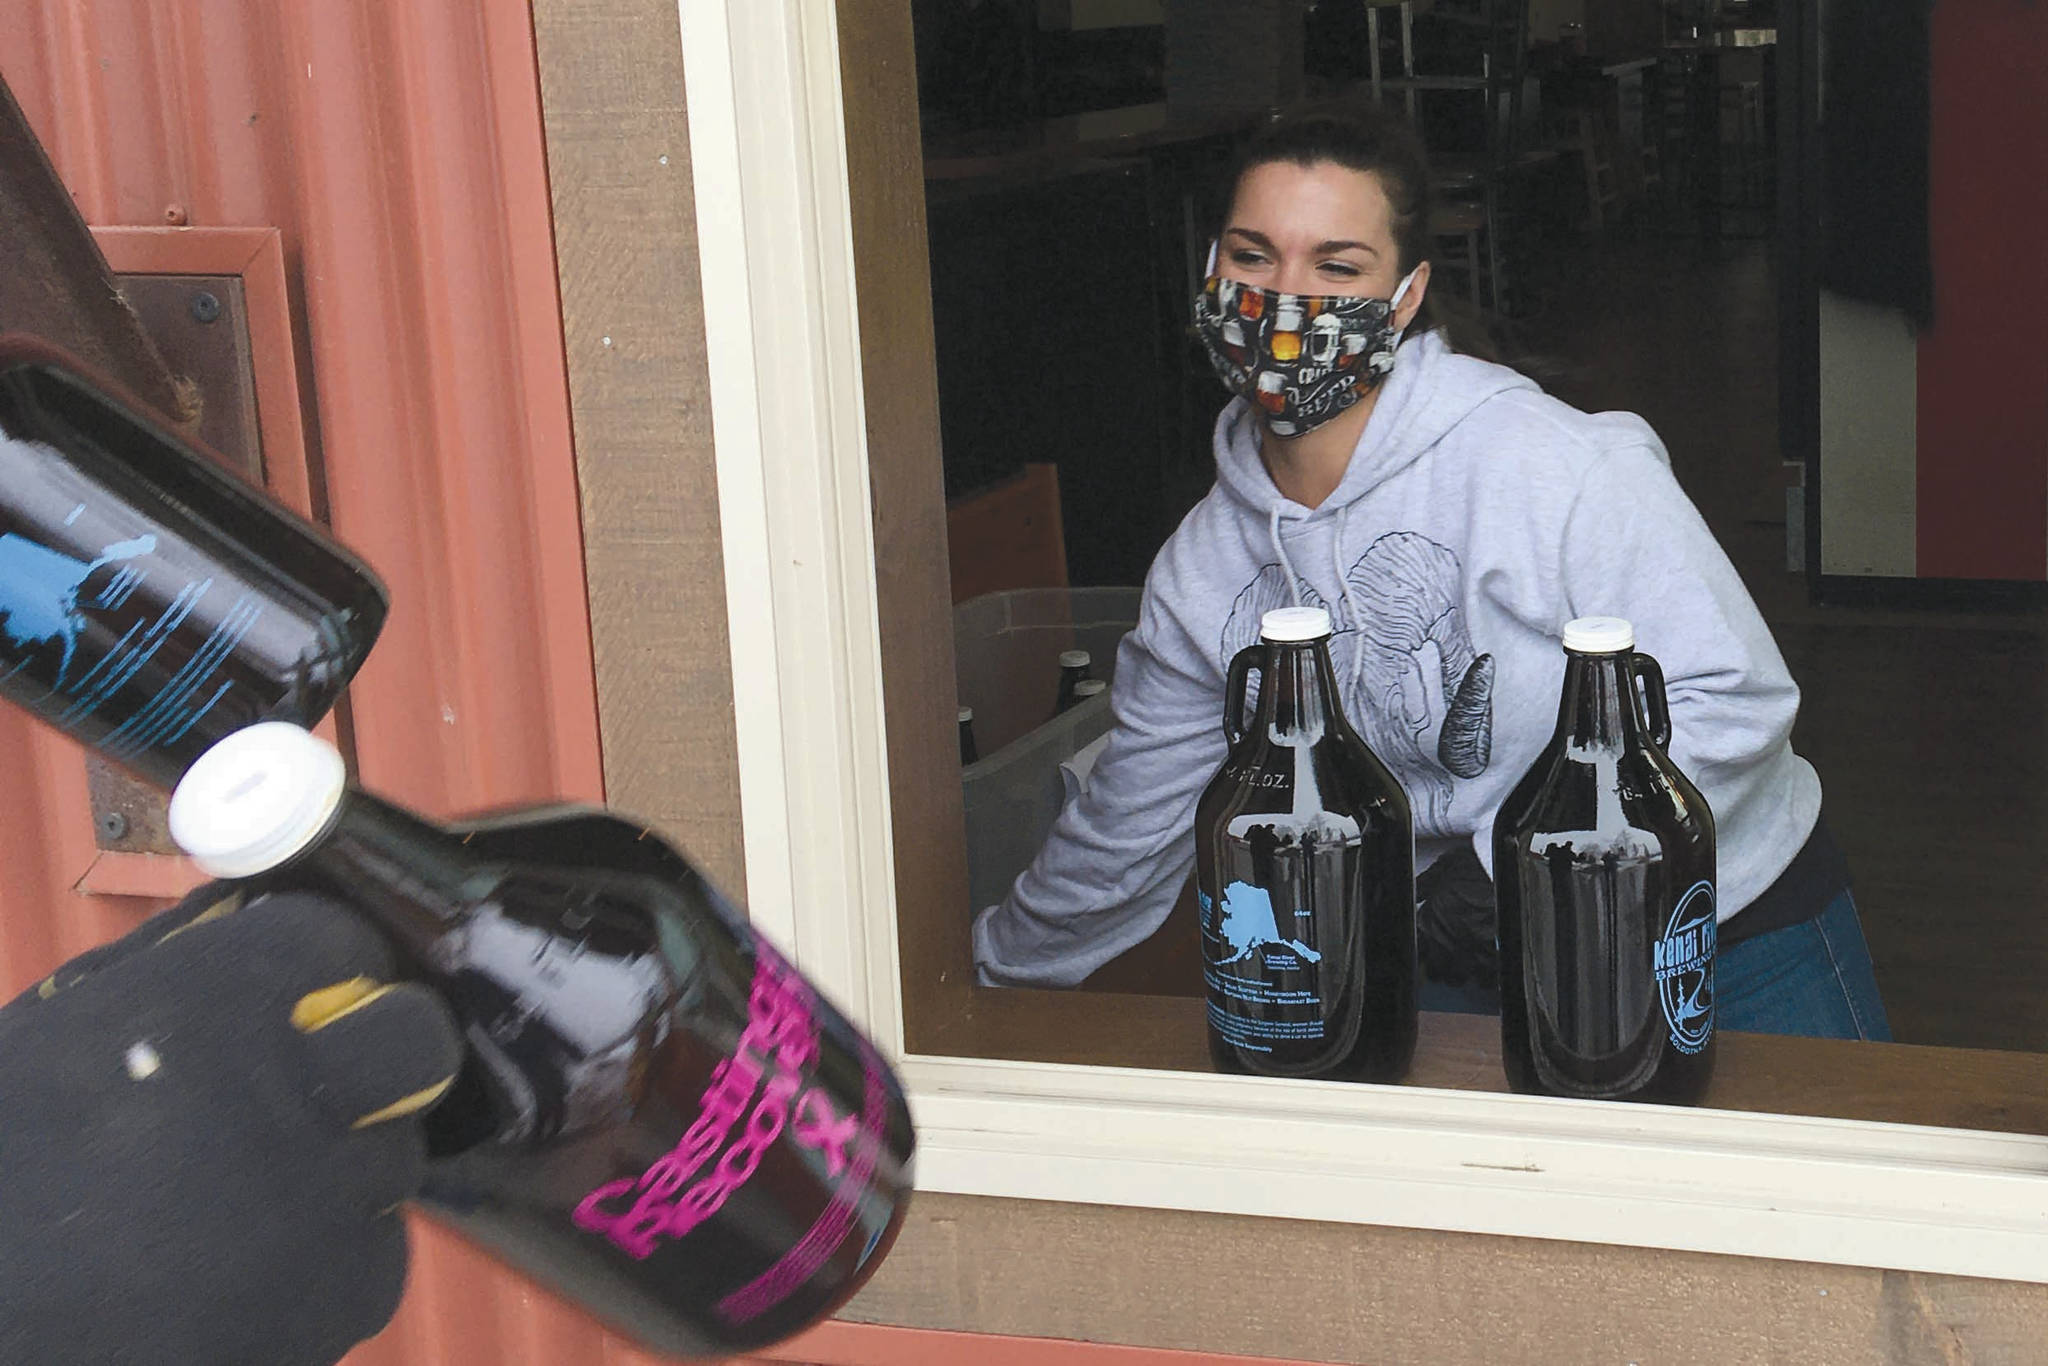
[1493, 617, 1717, 1105]
[1194, 606, 1416, 1081]
[167, 724, 916, 1359]
[0, 339, 384, 786]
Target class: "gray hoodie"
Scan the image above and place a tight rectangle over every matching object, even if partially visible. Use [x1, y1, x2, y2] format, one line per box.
[973, 328, 1820, 988]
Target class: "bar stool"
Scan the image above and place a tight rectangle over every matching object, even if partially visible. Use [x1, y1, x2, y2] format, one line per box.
[1558, 109, 1618, 231]
[1430, 198, 1490, 308]
[1637, 135, 1666, 219]
[1718, 79, 1766, 209]
[1390, 0, 1531, 311]
[1652, 60, 1693, 216]
[1360, 0, 1420, 123]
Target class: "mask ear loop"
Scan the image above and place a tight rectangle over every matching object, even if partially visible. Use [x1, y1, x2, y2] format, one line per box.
[1387, 264, 1422, 340]
[1204, 238, 1219, 280]
[1390, 264, 1420, 310]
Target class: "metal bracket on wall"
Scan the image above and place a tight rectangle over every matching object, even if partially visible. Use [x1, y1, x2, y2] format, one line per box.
[0, 73, 189, 422]
[84, 269, 264, 862]
[72, 227, 333, 901]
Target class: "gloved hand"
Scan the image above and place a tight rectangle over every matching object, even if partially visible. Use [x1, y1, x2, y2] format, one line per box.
[1416, 845, 1501, 998]
[0, 884, 463, 1366]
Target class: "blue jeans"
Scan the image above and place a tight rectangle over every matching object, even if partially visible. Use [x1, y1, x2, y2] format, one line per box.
[1716, 890, 1893, 1041]
[1423, 890, 1894, 1043]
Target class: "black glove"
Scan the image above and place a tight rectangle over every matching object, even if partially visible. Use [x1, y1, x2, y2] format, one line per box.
[0, 885, 463, 1366]
[1416, 845, 1501, 997]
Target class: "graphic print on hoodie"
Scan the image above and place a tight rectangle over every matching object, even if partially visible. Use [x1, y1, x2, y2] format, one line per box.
[1220, 531, 1497, 836]
[975, 328, 1820, 989]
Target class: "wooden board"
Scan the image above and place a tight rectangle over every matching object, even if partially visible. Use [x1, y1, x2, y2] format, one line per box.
[929, 983, 2048, 1135]
[530, 0, 746, 896]
[840, 1191, 2048, 1365]
[763, 1318, 1342, 1364]
[837, 0, 978, 1050]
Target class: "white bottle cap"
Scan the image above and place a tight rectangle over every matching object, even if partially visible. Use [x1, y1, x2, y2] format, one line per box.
[167, 722, 348, 879]
[1058, 649, 1091, 669]
[1562, 616, 1635, 654]
[1073, 679, 1107, 698]
[958, 706, 974, 723]
[1259, 606, 1331, 642]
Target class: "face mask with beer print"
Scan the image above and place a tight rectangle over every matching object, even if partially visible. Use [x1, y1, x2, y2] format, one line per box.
[1192, 254, 1418, 438]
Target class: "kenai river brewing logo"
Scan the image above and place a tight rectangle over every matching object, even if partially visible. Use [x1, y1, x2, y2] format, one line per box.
[1654, 882, 1715, 1054]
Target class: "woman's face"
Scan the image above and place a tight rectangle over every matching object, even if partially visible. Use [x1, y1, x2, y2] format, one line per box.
[1218, 159, 1429, 329]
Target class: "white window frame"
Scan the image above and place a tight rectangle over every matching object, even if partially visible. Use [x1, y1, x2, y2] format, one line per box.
[677, 0, 2048, 1284]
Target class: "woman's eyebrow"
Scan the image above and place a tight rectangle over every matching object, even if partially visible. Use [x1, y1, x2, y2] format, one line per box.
[1224, 228, 1381, 258]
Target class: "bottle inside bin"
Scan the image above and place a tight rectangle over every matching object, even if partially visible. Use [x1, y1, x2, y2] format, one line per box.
[1053, 649, 1093, 716]
[166, 723, 917, 1359]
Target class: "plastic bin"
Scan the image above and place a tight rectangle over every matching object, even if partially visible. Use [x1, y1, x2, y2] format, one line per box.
[955, 587, 1141, 913]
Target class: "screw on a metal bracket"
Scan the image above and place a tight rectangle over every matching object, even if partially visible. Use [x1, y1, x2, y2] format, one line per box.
[190, 292, 222, 325]
[98, 811, 130, 841]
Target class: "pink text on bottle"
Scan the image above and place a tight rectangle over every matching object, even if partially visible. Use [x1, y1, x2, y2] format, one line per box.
[571, 943, 867, 1261]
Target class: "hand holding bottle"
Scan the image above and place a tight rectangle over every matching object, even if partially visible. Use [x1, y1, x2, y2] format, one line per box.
[0, 343, 916, 1358]
[0, 883, 463, 1366]
[167, 722, 917, 1359]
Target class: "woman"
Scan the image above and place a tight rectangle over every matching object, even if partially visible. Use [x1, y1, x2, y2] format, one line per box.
[971, 107, 1890, 1042]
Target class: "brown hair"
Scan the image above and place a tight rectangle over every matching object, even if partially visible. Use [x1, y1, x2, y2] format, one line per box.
[1219, 106, 1497, 361]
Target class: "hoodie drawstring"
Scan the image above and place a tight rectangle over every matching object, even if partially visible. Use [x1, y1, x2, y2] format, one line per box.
[1268, 503, 1304, 608]
[1334, 504, 1367, 701]
[1270, 501, 1367, 708]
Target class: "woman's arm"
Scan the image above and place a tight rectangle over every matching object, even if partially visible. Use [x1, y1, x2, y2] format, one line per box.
[973, 583, 1228, 988]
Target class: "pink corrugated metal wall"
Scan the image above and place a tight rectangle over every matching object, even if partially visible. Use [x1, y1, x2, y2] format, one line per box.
[0, 2, 654, 1360]
[5, 0, 603, 809]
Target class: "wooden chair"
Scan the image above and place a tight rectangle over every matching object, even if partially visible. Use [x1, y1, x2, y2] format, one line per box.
[1558, 109, 1619, 231]
[1390, 0, 1533, 310]
[946, 462, 1069, 605]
